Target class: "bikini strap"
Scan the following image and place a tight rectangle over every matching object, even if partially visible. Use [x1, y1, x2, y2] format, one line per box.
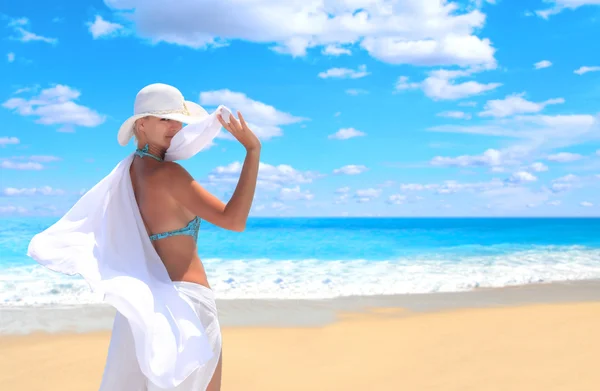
[135, 144, 164, 162]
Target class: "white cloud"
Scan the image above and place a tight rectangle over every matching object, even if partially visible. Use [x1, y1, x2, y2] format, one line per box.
[199, 89, 307, 140]
[334, 189, 350, 204]
[87, 15, 124, 39]
[479, 93, 564, 118]
[400, 183, 437, 191]
[7, 52, 15, 62]
[328, 128, 366, 140]
[0, 137, 19, 146]
[7, 17, 57, 44]
[14, 86, 38, 94]
[103, 0, 497, 68]
[428, 114, 599, 156]
[395, 76, 421, 90]
[423, 77, 502, 100]
[534, 60, 552, 69]
[536, 1, 600, 19]
[269, 201, 292, 211]
[580, 201, 594, 207]
[387, 194, 407, 205]
[437, 111, 472, 119]
[554, 174, 579, 182]
[0, 205, 28, 214]
[333, 165, 368, 175]
[429, 144, 594, 178]
[400, 179, 505, 195]
[423, 69, 501, 100]
[534, 9, 556, 18]
[13, 28, 58, 44]
[354, 188, 382, 203]
[458, 101, 478, 107]
[550, 183, 571, 193]
[430, 144, 567, 175]
[378, 180, 396, 188]
[435, 184, 460, 194]
[2, 84, 105, 130]
[361, 32, 495, 68]
[0, 155, 61, 170]
[516, 115, 597, 139]
[530, 162, 548, 172]
[7, 17, 28, 27]
[441, 180, 503, 194]
[29, 155, 62, 162]
[430, 148, 505, 168]
[397, 68, 501, 101]
[278, 186, 314, 201]
[548, 174, 580, 193]
[345, 89, 369, 96]
[508, 171, 537, 184]
[207, 161, 321, 190]
[318, 64, 369, 79]
[547, 152, 583, 162]
[2, 187, 65, 196]
[0, 160, 44, 170]
[574, 66, 600, 75]
[322, 44, 351, 56]
[481, 186, 550, 211]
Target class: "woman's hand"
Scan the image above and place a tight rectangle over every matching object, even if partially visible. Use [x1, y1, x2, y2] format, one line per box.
[218, 111, 261, 152]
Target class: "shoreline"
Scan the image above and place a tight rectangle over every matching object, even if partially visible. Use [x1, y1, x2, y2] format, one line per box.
[3, 278, 600, 335]
[1, 297, 599, 390]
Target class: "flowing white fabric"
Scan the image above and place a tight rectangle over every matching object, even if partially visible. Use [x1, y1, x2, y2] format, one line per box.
[27, 105, 232, 389]
[99, 281, 222, 391]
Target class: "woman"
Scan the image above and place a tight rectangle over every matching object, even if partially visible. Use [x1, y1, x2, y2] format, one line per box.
[27, 83, 260, 391]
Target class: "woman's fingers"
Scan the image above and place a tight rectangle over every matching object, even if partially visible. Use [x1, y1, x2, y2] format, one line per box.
[219, 112, 249, 143]
[218, 114, 238, 135]
[238, 111, 249, 130]
[230, 120, 243, 135]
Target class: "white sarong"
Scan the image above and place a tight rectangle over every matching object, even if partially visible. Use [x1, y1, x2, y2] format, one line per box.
[26, 105, 232, 389]
[99, 281, 222, 391]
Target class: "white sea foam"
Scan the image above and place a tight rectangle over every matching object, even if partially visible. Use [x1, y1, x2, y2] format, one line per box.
[2, 247, 600, 306]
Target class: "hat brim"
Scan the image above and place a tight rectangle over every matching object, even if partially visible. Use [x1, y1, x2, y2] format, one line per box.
[117, 101, 209, 146]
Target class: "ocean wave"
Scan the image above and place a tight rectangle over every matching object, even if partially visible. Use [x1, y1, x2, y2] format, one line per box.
[2, 246, 600, 306]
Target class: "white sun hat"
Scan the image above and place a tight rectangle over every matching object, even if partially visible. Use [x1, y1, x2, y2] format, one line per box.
[117, 83, 209, 146]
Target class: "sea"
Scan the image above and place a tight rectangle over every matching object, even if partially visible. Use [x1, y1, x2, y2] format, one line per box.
[2, 217, 600, 307]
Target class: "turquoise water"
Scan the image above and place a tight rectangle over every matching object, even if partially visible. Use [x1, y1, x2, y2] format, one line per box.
[2, 217, 600, 305]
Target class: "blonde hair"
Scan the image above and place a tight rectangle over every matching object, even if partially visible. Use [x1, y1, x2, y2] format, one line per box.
[132, 118, 143, 143]
[132, 121, 138, 143]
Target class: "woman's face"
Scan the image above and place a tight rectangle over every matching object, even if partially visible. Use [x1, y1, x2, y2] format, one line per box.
[135, 116, 183, 148]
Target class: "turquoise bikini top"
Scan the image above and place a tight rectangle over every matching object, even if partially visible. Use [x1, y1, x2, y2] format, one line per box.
[149, 216, 201, 242]
[135, 144, 201, 243]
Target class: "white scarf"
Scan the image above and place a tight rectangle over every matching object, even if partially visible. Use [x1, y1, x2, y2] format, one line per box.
[27, 105, 232, 388]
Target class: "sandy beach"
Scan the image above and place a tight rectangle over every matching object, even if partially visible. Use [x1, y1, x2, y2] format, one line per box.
[1, 282, 600, 390]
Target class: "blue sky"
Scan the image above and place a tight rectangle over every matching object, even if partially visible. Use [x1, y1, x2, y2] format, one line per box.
[1, 0, 600, 217]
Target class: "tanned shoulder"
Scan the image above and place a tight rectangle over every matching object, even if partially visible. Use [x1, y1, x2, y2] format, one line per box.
[158, 161, 193, 189]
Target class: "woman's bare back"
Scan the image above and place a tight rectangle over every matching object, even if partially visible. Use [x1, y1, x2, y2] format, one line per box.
[127, 109, 261, 293]
[129, 158, 211, 288]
